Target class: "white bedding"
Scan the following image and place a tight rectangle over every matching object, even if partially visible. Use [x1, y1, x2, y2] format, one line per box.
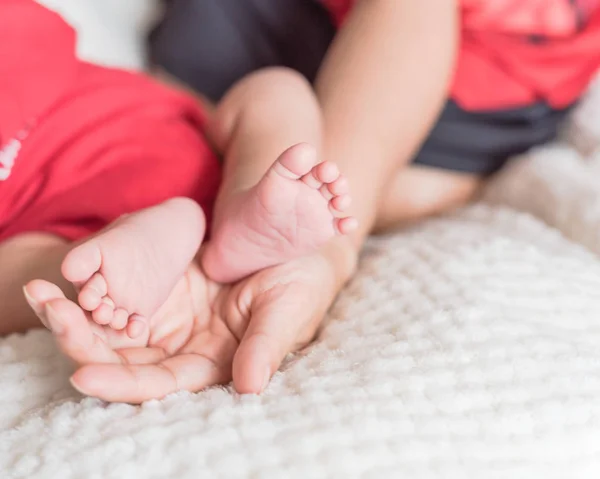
[2, 2, 600, 478]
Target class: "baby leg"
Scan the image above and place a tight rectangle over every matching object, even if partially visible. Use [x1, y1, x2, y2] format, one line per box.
[371, 97, 566, 232]
[373, 166, 482, 232]
[202, 68, 356, 283]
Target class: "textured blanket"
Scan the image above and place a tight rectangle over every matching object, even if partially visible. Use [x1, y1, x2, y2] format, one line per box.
[2, 2, 600, 478]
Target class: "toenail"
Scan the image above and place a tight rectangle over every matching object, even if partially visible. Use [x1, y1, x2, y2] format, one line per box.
[88, 285, 103, 296]
[45, 305, 65, 335]
[102, 297, 115, 308]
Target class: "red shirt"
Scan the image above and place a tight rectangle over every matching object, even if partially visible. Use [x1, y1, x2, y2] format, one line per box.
[0, 0, 221, 242]
[322, 0, 600, 110]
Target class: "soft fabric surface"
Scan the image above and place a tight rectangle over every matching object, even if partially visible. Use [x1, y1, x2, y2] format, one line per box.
[3, 2, 600, 478]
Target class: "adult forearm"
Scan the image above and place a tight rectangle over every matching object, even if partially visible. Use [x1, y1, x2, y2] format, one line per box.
[316, 0, 458, 247]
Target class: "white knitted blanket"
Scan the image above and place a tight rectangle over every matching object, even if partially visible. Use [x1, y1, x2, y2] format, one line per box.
[3, 2, 600, 477]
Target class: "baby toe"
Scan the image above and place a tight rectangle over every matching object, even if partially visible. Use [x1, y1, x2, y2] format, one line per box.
[327, 175, 349, 196]
[301, 169, 323, 188]
[315, 161, 340, 184]
[330, 194, 352, 213]
[334, 216, 358, 235]
[126, 315, 148, 339]
[110, 308, 130, 330]
[318, 183, 334, 200]
[92, 299, 115, 325]
[78, 273, 108, 311]
[276, 143, 318, 178]
[61, 241, 102, 284]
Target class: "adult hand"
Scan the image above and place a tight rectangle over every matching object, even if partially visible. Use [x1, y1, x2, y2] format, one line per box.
[25, 250, 347, 402]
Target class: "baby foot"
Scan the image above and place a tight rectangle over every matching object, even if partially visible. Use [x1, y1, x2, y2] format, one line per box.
[202, 143, 356, 283]
[23, 279, 150, 361]
[23, 261, 235, 403]
[61, 197, 205, 332]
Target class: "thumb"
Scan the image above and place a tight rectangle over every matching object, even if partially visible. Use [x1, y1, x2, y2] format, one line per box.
[232, 284, 313, 394]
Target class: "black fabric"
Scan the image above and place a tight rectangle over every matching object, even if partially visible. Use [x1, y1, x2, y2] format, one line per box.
[413, 100, 572, 174]
[149, 0, 335, 101]
[148, 0, 572, 175]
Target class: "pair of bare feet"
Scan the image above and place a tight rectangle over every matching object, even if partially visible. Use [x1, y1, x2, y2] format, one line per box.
[24, 143, 356, 401]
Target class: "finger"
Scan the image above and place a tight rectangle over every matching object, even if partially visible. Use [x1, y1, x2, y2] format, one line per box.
[233, 332, 274, 395]
[80, 315, 149, 351]
[126, 314, 148, 340]
[70, 353, 231, 403]
[23, 280, 67, 329]
[232, 283, 315, 394]
[45, 298, 123, 365]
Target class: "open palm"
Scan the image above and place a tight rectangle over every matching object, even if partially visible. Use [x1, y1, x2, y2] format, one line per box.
[26, 253, 339, 403]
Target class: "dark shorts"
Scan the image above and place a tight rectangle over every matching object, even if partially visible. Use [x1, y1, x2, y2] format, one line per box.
[148, 0, 573, 175]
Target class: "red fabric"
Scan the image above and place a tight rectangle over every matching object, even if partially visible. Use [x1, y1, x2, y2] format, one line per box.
[320, 0, 600, 110]
[0, 0, 221, 242]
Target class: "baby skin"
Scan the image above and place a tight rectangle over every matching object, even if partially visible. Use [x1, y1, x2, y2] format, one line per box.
[23, 69, 356, 400]
[61, 142, 353, 334]
[22, 66, 478, 400]
[25, 245, 341, 401]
